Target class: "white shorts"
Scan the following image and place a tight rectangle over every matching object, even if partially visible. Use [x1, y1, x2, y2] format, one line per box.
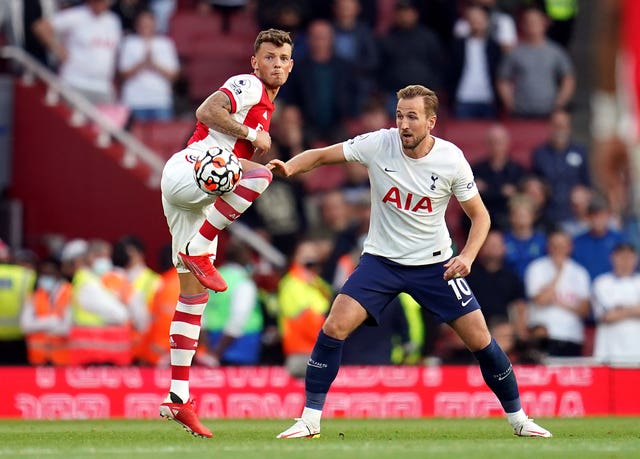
[161, 146, 219, 273]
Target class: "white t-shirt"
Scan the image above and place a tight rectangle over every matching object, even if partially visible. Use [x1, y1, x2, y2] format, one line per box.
[118, 35, 179, 109]
[592, 272, 640, 363]
[51, 5, 122, 93]
[343, 129, 478, 265]
[454, 11, 517, 49]
[456, 37, 493, 103]
[525, 257, 591, 344]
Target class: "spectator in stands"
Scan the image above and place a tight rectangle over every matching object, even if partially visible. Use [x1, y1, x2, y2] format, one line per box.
[496, 7, 575, 118]
[112, 235, 160, 360]
[139, 244, 179, 366]
[0, 0, 55, 65]
[277, 239, 331, 378]
[118, 9, 179, 122]
[148, 0, 176, 34]
[280, 19, 355, 145]
[377, 0, 444, 118]
[472, 124, 525, 230]
[341, 297, 412, 365]
[200, 238, 263, 366]
[198, 0, 250, 34]
[20, 257, 72, 366]
[503, 194, 547, 280]
[532, 0, 578, 48]
[0, 240, 36, 365]
[331, 0, 378, 114]
[592, 242, 640, 364]
[449, 4, 503, 119]
[33, 0, 123, 104]
[572, 196, 624, 280]
[60, 238, 132, 365]
[242, 146, 308, 258]
[466, 230, 529, 339]
[321, 190, 370, 287]
[111, 0, 149, 34]
[559, 184, 594, 237]
[453, 0, 517, 53]
[531, 110, 591, 223]
[519, 174, 556, 233]
[524, 230, 591, 357]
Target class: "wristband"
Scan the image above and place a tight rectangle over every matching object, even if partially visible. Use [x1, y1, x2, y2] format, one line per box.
[245, 127, 257, 142]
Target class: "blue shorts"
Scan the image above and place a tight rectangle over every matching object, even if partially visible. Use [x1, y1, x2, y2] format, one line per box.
[340, 253, 481, 325]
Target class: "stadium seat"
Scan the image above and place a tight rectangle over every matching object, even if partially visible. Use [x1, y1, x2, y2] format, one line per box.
[504, 119, 550, 168]
[169, 11, 223, 60]
[130, 119, 196, 159]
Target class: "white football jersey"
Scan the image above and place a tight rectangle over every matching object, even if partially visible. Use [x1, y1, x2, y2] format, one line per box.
[343, 128, 478, 265]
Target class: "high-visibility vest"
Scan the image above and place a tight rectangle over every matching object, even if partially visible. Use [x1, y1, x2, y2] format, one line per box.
[544, 0, 578, 21]
[277, 265, 331, 355]
[130, 267, 161, 362]
[26, 282, 72, 365]
[68, 268, 132, 366]
[137, 268, 179, 366]
[203, 265, 263, 334]
[0, 264, 35, 340]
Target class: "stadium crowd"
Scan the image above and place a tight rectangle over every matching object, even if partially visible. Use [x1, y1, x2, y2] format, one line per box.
[2, 0, 640, 371]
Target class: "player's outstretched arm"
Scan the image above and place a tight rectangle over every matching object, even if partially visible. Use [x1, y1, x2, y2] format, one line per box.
[267, 143, 346, 177]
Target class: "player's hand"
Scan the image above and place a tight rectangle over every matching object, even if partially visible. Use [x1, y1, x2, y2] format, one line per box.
[252, 130, 272, 152]
[267, 159, 290, 177]
[443, 255, 472, 280]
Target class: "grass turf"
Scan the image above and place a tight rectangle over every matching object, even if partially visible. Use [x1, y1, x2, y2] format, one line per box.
[0, 417, 638, 459]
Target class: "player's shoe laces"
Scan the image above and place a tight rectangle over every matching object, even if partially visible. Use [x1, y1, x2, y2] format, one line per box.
[276, 418, 321, 439]
[178, 251, 227, 292]
[159, 392, 213, 438]
[513, 418, 552, 438]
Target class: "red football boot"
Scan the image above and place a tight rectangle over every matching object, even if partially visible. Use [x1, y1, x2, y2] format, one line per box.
[160, 396, 213, 438]
[178, 252, 228, 292]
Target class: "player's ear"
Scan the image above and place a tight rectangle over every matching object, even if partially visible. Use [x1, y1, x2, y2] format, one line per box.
[250, 55, 258, 72]
[428, 115, 437, 131]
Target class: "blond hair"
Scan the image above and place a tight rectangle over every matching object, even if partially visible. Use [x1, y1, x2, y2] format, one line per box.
[396, 85, 439, 116]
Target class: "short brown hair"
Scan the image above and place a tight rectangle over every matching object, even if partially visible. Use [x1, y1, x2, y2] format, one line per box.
[396, 85, 438, 116]
[254, 29, 293, 54]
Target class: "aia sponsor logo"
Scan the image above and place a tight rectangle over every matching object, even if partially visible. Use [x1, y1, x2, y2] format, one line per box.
[382, 187, 432, 213]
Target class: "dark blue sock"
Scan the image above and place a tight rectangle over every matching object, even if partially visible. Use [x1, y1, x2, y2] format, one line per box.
[305, 330, 345, 410]
[473, 338, 522, 413]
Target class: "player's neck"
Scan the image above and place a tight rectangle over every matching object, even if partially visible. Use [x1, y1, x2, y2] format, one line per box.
[404, 135, 435, 159]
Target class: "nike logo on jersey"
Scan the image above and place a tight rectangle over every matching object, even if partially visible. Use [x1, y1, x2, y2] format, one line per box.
[384, 167, 397, 172]
[263, 111, 268, 119]
[461, 298, 473, 307]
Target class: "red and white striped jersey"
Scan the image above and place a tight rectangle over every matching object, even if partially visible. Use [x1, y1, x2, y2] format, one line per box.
[187, 74, 275, 160]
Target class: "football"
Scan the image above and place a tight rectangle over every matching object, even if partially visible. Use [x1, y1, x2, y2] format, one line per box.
[193, 146, 243, 195]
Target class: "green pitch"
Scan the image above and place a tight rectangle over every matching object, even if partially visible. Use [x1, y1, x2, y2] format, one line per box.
[0, 417, 638, 459]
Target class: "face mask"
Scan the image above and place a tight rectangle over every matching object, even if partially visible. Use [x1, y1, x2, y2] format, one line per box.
[38, 275, 57, 292]
[92, 257, 113, 276]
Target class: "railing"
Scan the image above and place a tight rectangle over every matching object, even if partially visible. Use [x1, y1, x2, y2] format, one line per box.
[1, 45, 287, 267]
[0, 45, 164, 188]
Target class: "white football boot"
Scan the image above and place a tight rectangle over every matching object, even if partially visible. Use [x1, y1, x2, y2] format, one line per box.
[513, 418, 553, 437]
[276, 418, 321, 439]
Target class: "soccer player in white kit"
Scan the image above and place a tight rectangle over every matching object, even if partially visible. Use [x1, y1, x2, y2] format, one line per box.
[159, 29, 294, 438]
[269, 85, 552, 439]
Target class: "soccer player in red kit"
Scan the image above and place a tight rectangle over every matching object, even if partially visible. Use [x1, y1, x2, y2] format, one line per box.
[159, 29, 293, 438]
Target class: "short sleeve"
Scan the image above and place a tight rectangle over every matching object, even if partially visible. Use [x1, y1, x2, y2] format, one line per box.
[219, 75, 262, 114]
[342, 130, 386, 167]
[452, 154, 478, 202]
[50, 7, 84, 35]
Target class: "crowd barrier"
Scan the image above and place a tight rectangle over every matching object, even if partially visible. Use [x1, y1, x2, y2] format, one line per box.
[1, 365, 638, 419]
